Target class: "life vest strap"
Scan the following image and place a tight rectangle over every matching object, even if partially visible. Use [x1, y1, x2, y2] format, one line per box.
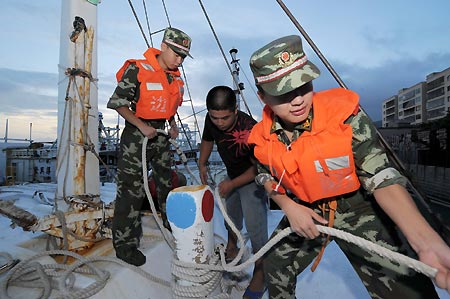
[310, 197, 337, 272]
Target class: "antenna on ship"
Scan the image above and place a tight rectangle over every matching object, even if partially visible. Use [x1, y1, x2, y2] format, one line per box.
[229, 48, 245, 111]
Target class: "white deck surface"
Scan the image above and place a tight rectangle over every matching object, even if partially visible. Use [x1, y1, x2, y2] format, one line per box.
[0, 183, 448, 298]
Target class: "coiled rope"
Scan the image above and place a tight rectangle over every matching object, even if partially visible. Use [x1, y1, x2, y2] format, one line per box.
[0, 249, 170, 299]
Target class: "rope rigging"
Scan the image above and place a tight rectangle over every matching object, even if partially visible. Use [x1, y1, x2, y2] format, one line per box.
[141, 0, 154, 47]
[197, 0, 254, 119]
[56, 17, 105, 198]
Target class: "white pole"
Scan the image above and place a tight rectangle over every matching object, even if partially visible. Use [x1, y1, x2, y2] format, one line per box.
[5, 119, 8, 143]
[56, 0, 99, 198]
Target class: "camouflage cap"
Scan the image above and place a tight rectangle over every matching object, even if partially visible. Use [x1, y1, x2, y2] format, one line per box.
[163, 27, 193, 59]
[249, 35, 320, 96]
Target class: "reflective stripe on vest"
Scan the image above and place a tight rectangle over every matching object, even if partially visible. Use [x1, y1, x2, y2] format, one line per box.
[314, 155, 350, 172]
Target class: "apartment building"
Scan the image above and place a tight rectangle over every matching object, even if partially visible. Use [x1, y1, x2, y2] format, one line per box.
[426, 67, 450, 121]
[398, 82, 427, 126]
[382, 66, 450, 127]
[382, 95, 398, 127]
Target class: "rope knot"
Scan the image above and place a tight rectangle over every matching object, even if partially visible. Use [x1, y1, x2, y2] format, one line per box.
[65, 67, 96, 82]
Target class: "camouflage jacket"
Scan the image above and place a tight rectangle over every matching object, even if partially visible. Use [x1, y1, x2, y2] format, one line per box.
[107, 63, 140, 112]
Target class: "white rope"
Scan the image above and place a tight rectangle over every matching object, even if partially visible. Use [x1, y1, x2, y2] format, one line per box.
[141, 133, 176, 251]
[140, 129, 201, 252]
[168, 187, 259, 298]
[170, 187, 438, 279]
[140, 132, 249, 298]
[315, 225, 438, 278]
[0, 250, 171, 299]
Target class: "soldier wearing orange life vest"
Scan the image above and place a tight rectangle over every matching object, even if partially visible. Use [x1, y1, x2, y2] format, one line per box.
[250, 88, 361, 203]
[107, 27, 192, 267]
[248, 35, 450, 299]
[115, 47, 184, 120]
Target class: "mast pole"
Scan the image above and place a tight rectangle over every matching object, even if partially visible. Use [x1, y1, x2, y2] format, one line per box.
[56, 0, 99, 198]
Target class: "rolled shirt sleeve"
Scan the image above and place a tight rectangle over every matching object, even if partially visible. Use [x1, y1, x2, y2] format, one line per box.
[349, 110, 407, 193]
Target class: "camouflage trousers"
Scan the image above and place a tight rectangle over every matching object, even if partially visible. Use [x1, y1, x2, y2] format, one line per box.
[265, 193, 439, 299]
[112, 122, 172, 250]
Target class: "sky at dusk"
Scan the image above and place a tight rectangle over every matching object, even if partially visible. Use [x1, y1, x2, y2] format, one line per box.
[1, 0, 450, 142]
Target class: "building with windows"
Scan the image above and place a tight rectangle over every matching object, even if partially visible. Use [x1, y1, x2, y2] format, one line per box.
[426, 67, 450, 121]
[382, 67, 450, 127]
[398, 82, 427, 126]
[382, 95, 398, 127]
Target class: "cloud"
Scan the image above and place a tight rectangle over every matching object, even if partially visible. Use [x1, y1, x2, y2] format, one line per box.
[2, 46, 450, 142]
[0, 68, 58, 141]
[0, 68, 58, 112]
[326, 52, 450, 121]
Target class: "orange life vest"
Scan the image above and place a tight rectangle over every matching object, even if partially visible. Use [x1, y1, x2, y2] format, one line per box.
[116, 48, 184, 120]
[249, 88, 361, 203]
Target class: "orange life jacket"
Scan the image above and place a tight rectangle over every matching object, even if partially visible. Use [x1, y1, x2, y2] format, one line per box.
[116, 48, 184, 120]
[248, 88, 361, 203]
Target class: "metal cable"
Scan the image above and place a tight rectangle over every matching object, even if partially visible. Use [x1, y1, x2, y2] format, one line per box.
[197, 0, 253, 119]
[127, 0, 151, 48]
[142, 0, 154, 47]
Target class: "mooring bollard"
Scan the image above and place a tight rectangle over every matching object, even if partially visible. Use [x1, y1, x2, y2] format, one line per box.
[166, 185, 215, 266]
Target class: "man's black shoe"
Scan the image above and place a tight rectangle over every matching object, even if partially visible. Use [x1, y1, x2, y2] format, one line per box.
[115, 246, 146, 266]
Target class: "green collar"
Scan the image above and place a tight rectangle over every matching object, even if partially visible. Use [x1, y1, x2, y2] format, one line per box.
[270, 110, 313, 134]
[270, 110, 313, 144]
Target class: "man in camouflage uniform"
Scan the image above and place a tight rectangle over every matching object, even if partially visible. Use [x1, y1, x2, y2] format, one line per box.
[107, 27, 192, 266]
[247, 35, 450, 298]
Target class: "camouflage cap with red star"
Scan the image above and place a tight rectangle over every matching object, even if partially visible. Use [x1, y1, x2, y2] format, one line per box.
[249, 35, 320, 96]
[163, 27, 193, 59]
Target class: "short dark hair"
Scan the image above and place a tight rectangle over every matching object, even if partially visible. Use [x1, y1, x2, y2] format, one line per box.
[206, 85, 236, 111]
